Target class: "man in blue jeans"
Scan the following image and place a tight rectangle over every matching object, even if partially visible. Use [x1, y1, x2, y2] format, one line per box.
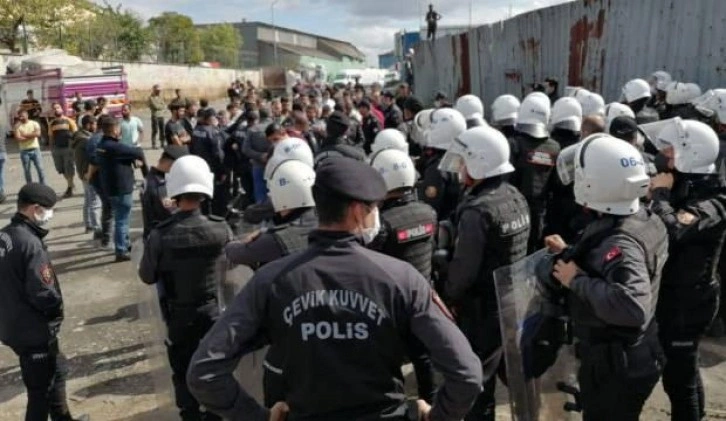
[95, 116, 144, 261]
[14, 110, 46, 185]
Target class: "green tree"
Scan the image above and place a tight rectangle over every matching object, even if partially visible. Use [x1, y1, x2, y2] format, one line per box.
[149, 12, 203, 64]
[197, 24, 242, 68]
[0, 0, 71, 52]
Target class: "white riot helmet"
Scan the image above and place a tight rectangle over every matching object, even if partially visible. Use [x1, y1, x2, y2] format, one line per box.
[715, 90, 726, 124]
[579, 92, 606, 117]
[371, 129, 408, 154]
[550, 97, 583, 132]
[655, 119, 719, 174]
[622, 79, 652, 103]
[369, 149, 417, 191]
[268, 159, 316, 211]
[425, 108, 467, 150]
[685, 83, 702, 101]
[455, 94, 485, 120]
[650, 71, 672, 93]
[665, 82, 693, 105]
[573, 134, 650, 215]
[166, 155, 215, 199]
[491, 95, 520, 126]
[411, 109, 434, 146]
[515, 93, 551, 138]
[439, 126, 515, 179]
[264, 137, 314, 180]
[604, 103, 636, 133]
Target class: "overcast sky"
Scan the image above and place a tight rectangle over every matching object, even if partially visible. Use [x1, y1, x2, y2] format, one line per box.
[100, 0, 571, 65]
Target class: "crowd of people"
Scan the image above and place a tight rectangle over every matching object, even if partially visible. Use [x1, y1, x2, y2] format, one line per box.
[3, 67, 726, 421]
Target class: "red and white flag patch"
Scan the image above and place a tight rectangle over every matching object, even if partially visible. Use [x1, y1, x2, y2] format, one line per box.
[604, 246, 622, 263]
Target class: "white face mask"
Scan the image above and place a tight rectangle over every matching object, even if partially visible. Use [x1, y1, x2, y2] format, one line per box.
[360, 207, 381, 245]
[34, 208, 54, 226]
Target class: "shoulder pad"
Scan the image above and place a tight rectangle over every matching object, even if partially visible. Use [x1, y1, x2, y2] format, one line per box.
[207, 214, 226, 222]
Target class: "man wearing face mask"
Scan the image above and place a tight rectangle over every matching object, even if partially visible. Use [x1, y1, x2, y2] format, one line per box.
[0, 183, 89, 421]
[440, 126, 530, 421]
[188, 156, 483, 421]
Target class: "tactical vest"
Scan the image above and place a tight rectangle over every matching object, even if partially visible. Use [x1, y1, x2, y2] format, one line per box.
[569, 210, 668, 343]
[157, 214, 229, 308]
[270, 209, 318, 256]
[457, 181, 530, 297]
[49, 117, 74, 148]
[380, 198, 437, 281]
[511, 134, 560, 207]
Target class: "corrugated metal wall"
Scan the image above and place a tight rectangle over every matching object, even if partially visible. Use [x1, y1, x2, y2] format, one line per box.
[413, 0, 726, 112]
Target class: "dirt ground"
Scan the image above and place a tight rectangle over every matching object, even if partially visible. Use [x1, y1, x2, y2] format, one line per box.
[1, 105, 726, 420]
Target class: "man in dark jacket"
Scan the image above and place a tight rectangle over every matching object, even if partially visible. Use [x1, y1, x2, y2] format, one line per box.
[190, 108, 227, 216]
[243, 109, 274, 204]
[0, 183, 89, 421]
[96, 116, 145, 261]
[358, 100, 382, 154]
[382, 91, 404, 129]
[314, 111, 366, 166]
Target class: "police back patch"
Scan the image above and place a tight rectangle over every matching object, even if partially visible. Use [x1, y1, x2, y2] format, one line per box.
[527, 151, 555, 166]
[397, 223, 435, 243]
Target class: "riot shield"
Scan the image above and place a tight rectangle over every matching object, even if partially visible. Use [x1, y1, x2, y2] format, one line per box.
[130, 238, 175, 410]
[494, 249, 580, 421]
[638, 117, 682, 150]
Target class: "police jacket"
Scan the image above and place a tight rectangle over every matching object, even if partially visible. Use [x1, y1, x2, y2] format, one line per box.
[187, 230, 483, 421]
[415, 148, 460, 221]
[651, 176, 726, 292]
[225, 207, 317, 267]
[140, 167, 172, 239]
[446, 178, 530, 305]
[0, 214, 64, 349]
[243, 120, 273, 167]
[566, 209, 668, 344]
[370, 192, 437, 280]
[509, 132, 561, 207]
[139, 209, 231, 310]
[383, 104, 404, 129]
[190, 124, 226, 177]
[96, 135, 144, 196]
[361, 114, 382, 154]
[314, 138, 366, 166]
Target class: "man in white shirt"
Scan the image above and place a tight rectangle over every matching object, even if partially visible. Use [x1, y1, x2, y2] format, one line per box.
[119, 104, 144, 146]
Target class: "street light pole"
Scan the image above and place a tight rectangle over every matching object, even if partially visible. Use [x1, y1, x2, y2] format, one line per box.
[272, 0, 280, 66]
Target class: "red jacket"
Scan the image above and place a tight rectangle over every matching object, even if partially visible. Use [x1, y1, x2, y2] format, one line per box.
[371, 106, 385, 127]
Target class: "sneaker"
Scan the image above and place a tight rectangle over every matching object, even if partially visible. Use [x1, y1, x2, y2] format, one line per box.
[115, 254, 131, 262]
[62, 187, 73, 198]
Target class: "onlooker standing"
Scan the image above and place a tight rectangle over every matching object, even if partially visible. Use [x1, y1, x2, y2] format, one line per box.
[71, 92, 84, 116]
[14, 110, 46, 185]
[148, 84, 167, 149]
[242, 109, 273, 203]
[94, 97, 108, 117]
[425, 4, 442, 40]
[48, 103, 78, 198]
[72, 116, 101, 234]
[85, 125, 112, 246]
[357, 100, 382, 154]
[77, 100, 96, 128]
[21, 89, 43, 122]
[165, 102, 190, 146]
[119, 104, 144, 146]
[96, 117, 145, 261]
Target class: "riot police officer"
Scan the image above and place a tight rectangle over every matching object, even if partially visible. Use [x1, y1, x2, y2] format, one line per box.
[139, 155, 232, 421]
[622, 78, 660, 124]
[545, 134, 667, 420]
[190, 107, 227, 216]
[140, 145, 189, 239]
[649, 119, 726, 421]
[371, 128, 409, 155]
[0, 184, 89, 421]
[416, 108, 466, 222]
[455, 95, 488, 128]
[490, 94, 520, 138]
[440, 126, 530, 421]
[509, 92, 561, 252]
[187, 157, 482, 421]
[369, 148, 438, 403]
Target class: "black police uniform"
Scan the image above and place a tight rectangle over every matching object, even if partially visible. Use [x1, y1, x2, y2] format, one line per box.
[190, 122, 228, 217]
[416, 148, 460, 222]
[140, 146, 188, 239]
[445, 177, 530, 421]
[651, 175, 726, 421]
[509, 131, 561, 252]
[369, 191, 438, 403]
[315, 111, 366, 166]
[561, 208, 667, 421]
[545, 129, 584, 243]
[0, 185, 84, 421]
[139, 209, 232, 421]
[361, 114, 382, 154]
[187, 157, 483, 421]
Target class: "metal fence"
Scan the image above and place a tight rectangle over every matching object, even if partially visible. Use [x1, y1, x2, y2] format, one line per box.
[413, 0, 726, 112]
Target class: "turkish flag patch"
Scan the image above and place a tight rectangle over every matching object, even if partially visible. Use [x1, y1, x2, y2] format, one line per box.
[39, 263, 55, 287]
[604, 246, 622, 263]
[432, 291, 454, 321]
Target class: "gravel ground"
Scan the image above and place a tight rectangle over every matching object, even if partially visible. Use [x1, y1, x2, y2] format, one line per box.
[0, 102, 725, 420]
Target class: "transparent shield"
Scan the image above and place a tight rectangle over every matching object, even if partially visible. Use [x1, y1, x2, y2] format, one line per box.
[494, 249, 580, 421]
[638, 117, 683, 150]
[556, 144, 579, 186]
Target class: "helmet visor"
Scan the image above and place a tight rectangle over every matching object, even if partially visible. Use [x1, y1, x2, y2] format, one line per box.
[556, 143, 579, 185]
[438, 137, 468, 174]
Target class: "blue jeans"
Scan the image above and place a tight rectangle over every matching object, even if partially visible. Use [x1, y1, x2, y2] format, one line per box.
[109, 194, 133, 255]
[20, 148, 46, 185]
[252, 166, 268, 204]
[0, 154, 5, 195]
[82, 181, 101, 231]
